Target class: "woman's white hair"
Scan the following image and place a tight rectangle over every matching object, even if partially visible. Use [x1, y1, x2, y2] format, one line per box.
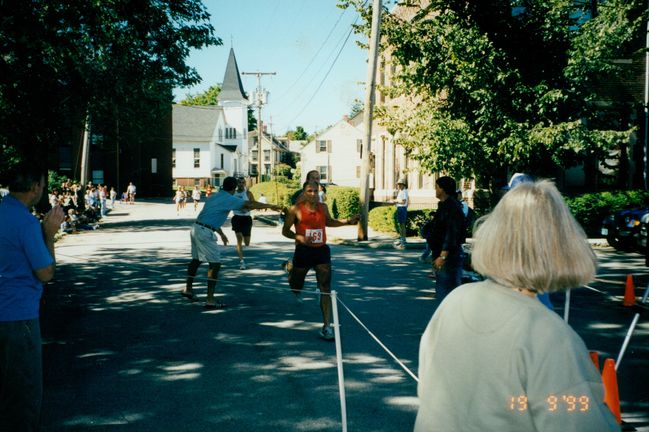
[471, 179, 596, 293]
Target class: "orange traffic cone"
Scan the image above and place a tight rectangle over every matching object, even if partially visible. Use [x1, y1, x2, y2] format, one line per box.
[623, 275, 636, 307]
[602, 358, 622, 424]
[589, 351, 600, 371]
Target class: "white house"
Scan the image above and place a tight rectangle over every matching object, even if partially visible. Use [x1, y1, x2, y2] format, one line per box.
[299, 112, 440, 208]
[248, 128, 291, 180]
[172, 48, 249, 188]
[300, 117, 364, 187]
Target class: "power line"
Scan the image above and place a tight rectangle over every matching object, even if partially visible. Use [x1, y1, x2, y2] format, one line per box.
[273, 6, 349, 104]
[286, 20, 357, 128]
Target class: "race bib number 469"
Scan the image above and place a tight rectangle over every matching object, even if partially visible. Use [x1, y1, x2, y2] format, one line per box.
[305, 229, 324, 244]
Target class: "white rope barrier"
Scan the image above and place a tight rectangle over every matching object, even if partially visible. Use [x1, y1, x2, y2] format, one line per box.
[563, 289, 571, 323]
[336, 297, 419, 383]
[615, 284, 649, 371]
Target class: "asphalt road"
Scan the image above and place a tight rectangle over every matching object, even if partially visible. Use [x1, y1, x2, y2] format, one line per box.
[39, 199, 649, 431]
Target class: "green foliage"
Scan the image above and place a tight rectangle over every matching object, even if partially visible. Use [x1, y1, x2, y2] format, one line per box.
[179, 85, 221, 105]
[249, 181, 300, 208]
[408, 209, 434, 237]
[349, 98, 363, 118]
[0, 0, 218, 164]
[343, 0, 643, 187]
[368, 205, 398, 233]
[565, 190, 649, 237]
[0, 144, 20, 185]
[272, 163, 293, 178]
[286, 126, 308, 141]
[368, 205, 437, 236]
[326, 186, 360, 219]
[47, 171, 73, 192]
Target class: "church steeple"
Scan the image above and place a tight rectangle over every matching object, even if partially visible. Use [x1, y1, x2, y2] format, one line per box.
[217, 48, 247, 104]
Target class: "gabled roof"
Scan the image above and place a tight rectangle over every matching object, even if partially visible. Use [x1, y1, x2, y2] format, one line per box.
[217, 48, 247, 103]
[218, 144, 238, 153]
[172, 104, 221, 144]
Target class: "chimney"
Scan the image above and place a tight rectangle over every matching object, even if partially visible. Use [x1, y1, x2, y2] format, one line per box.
[342, 115, 349, 122]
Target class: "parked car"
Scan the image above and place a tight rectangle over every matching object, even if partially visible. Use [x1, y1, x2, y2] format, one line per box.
[601, 207, 649, 251]
[638, 212, 649, 252]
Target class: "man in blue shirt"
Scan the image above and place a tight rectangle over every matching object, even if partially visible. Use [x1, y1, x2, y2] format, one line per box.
[0, 163, 64, 431]
[181, 176, 280, 309]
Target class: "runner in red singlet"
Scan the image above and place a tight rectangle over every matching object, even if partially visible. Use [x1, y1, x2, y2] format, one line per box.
[282, 180, 360, 340]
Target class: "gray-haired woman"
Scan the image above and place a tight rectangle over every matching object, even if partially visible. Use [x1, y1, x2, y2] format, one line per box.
[414, 180, 619, 431]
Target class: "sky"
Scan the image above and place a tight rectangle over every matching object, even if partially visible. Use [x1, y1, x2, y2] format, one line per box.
[173, 0, 371, 136]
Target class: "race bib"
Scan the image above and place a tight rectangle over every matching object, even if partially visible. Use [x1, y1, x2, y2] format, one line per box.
[305, 229, 324, 244]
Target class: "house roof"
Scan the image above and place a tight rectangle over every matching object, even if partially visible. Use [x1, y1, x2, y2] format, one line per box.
[217, 48, 247, 103]
[218, 144, 238, 153]
[172, 104, 221, 144]
[248, 129, 289, 150]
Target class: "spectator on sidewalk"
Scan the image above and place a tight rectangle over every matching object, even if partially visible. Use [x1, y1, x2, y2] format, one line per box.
[0, 162, 65, 431]
[415, 179, 618, 432]
[394, 179, 409, 248]
[428, 176, 465, 301]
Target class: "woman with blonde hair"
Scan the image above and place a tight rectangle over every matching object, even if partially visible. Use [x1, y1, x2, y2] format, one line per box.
[414, 180, 619, 432]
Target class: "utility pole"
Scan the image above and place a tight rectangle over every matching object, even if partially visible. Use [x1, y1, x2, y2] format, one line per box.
[242, 71, 276, 183]
[642, 1, 649, 190]
[358, 0, 382, 241]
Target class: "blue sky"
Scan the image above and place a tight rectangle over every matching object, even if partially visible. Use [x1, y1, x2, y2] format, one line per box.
[173, 0, 370, 136]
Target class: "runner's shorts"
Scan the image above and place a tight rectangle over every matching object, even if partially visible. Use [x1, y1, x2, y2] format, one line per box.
[231, 215, 253, 236]
[292, 244, 331, 269]
[190, 224, 221, 262]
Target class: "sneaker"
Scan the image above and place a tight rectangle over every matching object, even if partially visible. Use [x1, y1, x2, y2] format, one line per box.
[319, 325, 335, 341]
[239, 260, 246, 270]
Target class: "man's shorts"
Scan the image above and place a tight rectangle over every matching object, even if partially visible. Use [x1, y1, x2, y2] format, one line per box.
[190, 224, 221, 262]
[292, 244, 331, 269]
[396, 206, 408, 224]
[231, 215, 253, 237]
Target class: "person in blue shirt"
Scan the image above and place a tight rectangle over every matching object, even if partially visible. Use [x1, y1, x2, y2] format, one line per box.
[0, 163, 64, 431]
[181, 176, 280, 309]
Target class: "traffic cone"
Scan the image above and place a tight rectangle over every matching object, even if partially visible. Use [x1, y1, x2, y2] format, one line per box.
[589, 351, 600, 371]
[602, 358, 622, 424]
[623, 275, 636, 307]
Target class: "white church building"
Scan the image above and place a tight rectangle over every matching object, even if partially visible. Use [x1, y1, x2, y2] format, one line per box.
[172, 48, 249, 188]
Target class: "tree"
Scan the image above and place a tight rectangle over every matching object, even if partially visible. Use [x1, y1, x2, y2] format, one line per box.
[179, 85, 222, 105]
[286, 126, 309, 141]
[349, 98, 363, 118]
[0, 0, 219, 170]
[342, 0, 644, 189]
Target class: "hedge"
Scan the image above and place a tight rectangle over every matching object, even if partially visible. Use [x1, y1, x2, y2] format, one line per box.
[326, 186, 360, 219]
[368, 205, 434, 237]
[249, 181, 300, 208]
[565, 190, 649, 237]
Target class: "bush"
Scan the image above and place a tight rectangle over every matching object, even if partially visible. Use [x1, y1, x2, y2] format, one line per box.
[249, 181, 301, 208]
[326, 186, 359, 219]
[408, 209, 434, 237]
[369, 205, 397, 233]
[368, 205, 435, 236]
[565, 190, 649, 237]
[48, 171, 73, 192]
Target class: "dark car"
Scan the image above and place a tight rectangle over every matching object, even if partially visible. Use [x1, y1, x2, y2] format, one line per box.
[601, 207, 649, 251]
